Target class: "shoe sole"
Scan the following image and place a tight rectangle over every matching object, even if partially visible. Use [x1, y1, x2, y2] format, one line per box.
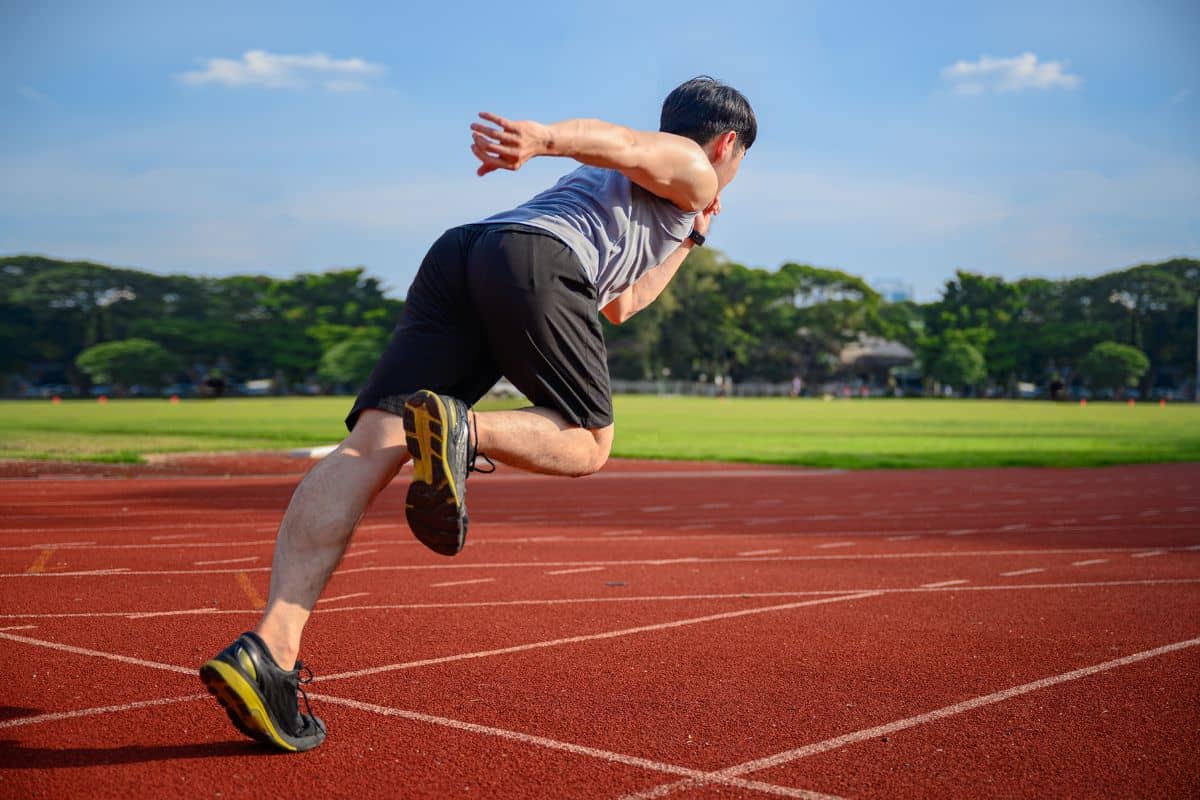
[403, 390, 466, 556]
[200, 659, 303, 752]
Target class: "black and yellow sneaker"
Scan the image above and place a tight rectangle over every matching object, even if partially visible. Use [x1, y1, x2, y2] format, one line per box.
[403, 389, 491, 556]
[199, 631, 326, 752]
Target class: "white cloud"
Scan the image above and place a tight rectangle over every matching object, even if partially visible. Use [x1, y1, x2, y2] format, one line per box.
[941, 52, 1080, 95]
[178, 50, 385, 91]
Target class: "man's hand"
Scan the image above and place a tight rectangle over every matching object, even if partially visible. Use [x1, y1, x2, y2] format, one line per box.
[692, 194, 721, 238]
[470, 112, 551, 177]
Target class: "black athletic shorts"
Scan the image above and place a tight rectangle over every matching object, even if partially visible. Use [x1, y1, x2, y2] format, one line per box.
[346, 223, 613, 432]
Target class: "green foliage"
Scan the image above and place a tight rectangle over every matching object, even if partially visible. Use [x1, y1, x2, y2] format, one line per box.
[316, 328, 388, 388]
[75, 339, 179, 389]
[931, 339, 987, 390]
[1078, 341, 1150, 392]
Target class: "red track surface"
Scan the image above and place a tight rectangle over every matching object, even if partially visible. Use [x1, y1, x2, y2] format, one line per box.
[0, 458, 1197, 798]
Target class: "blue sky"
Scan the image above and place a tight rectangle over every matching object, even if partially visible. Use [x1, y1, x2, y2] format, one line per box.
[2, 0, 1197, 300]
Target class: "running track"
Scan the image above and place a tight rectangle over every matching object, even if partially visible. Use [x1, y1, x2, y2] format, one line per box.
[0, 458, 1197, 798]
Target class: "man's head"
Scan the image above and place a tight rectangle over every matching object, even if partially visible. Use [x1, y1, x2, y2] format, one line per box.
[660, 76, 756, 191]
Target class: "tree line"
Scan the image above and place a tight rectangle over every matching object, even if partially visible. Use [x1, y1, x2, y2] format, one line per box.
[1, 252, 1196, 397]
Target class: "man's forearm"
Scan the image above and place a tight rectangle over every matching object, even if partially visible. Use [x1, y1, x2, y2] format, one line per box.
[604, 241, 694, 324]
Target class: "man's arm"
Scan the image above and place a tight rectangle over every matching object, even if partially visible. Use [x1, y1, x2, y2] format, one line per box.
[601, 195, 721, 325]
[470, 113, 717, 212]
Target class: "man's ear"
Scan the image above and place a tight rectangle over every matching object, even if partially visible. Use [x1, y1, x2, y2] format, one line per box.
[718, 130, 738, 160]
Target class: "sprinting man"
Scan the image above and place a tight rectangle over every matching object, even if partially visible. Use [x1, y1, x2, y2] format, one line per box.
[200, 77, 756, 751]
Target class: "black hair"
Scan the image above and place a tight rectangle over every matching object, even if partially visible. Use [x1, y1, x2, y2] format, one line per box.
[660, 76, 756, 151]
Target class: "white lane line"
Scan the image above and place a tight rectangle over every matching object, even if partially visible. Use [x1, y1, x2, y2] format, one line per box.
[430, 578, 496, 588]
[127, 608, 214, 619]
[149, 533, 205, 541]
[946, 529, 978, 536]
[4, 579, 1199, 621]
[545, 567, 606, 576]
[886, 535, 919, 542]
[738, 549, 782, 557]
[312, 693, 836, 800]
[815, 542, 855, 550]
[194, 556, 258, 566]
[5, 546, 1190, 578]
[0, 631, 191, 674]
[1131, 550, 1166, 559]
[1099, 514, 1120, 521]
[753, 499, 783, 506]
[1072, 559, 1109, 567]
[1138, 510, 1161, 518]
[700, 503, 730, 509]
[1000, 568, 1045, 577]
[601, 529, 645, 537]
[341, 549, 378, 559]
[1000, 524, 1028, 531]
[318, 592, 881, 682]
[579, 511, 613, 518]
[641, 506, 675, 513]
[30, 541, 95, 548]
[921, 579, 969, 588]
[317, 592, 369, 605]
[0, 693, 207, 730]
[631, 636, 1200, 799]
[0, 624, 37, 631]
[678, 523, 714, 530]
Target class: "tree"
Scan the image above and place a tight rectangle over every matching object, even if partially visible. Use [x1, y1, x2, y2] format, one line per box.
[931, 339, 986, 393]
[74, 339, 179, 391]
[317, 328, 389, 389]
[1077, 341, 1150, 394]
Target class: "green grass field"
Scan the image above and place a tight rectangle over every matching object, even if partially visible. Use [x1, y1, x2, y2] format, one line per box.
[1, 396, 1197, 469]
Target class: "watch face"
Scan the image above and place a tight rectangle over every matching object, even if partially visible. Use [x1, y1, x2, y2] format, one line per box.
[689, 230, 705, 246]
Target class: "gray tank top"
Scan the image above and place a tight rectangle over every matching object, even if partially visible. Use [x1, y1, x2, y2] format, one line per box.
[480, 166, 697, 307]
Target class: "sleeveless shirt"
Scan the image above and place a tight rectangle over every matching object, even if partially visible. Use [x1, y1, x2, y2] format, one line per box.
[481, 166, 697, 307]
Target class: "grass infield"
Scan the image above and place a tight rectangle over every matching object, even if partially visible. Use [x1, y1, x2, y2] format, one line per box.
[1, 395, 1197, 469]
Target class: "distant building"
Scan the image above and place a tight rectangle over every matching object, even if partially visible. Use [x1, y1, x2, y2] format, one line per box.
[872, 277, 914, 303]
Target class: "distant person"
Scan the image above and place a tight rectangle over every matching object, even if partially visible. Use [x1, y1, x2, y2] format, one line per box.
[203, 370, 226, 398]
[791, 375, 803, 397]
[200, 77, 756, 751]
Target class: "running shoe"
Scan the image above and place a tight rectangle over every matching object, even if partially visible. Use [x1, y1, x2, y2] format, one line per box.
[199, 631, 326, 752]
[403, 389, 491, 556]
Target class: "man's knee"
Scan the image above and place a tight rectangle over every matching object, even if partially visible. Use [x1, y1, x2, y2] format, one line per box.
[579, 425, 613, 476]
[339, 409, 410, 474]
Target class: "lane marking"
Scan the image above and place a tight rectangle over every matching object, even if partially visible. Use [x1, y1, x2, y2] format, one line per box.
[318, 593, 881, 682]
[26, 548, 56, 574]
[341, 549, 378, 559]
[886, 535, 919, 542]
[0, 693, 208, 730]
[0, 630, 191, 674]
[311, 693, 837, 800]
[631, 636, 1200, 799]
[921, 579, 969, 588]
[601, 529, 645, 537]
[546, 567, 606, 576]
[194, 556, 258, 566]
[678, 523, 714, 531]
[0, 624, 37, 631]
[127, 608, 214, 619]
[738, 549, 782, 557]
[5, 579, 1199, 621]
[641, 506, 675, 513]
[235, 572, 266, 609]
[430, 578, 496, 588]
[1072, 559, 1109, 567]
[5, 545, 1196, 578]
[150, 533, 204, 541]
[1000, 524, 1028, 531]
[1000, 568, 1045, 577]
[1099, 515, 1120, 521]
[30, 541, 94, 548]
[317, 592, 369, 605]
[946, 529, 978, 537]
[814, 542, 855, 550]
[579, 511, 613, 518]
[700, 503, 730, 509]
[1131, 550, 1165, 559]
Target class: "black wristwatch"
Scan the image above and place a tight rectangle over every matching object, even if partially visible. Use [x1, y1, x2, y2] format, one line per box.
[688, 228, 706, 247]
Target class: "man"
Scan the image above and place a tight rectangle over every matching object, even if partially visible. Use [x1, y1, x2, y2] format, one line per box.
[199, 76, 756, 751]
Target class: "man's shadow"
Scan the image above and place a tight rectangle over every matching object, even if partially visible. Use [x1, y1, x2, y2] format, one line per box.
[0, 736, 277, 768]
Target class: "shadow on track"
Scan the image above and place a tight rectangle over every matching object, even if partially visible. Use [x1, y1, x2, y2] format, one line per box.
[0, 738, 278, 767]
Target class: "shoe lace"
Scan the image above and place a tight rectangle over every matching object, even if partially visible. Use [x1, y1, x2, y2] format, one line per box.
[468, 410, 495, 474]
[294, 661, 325, 733]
